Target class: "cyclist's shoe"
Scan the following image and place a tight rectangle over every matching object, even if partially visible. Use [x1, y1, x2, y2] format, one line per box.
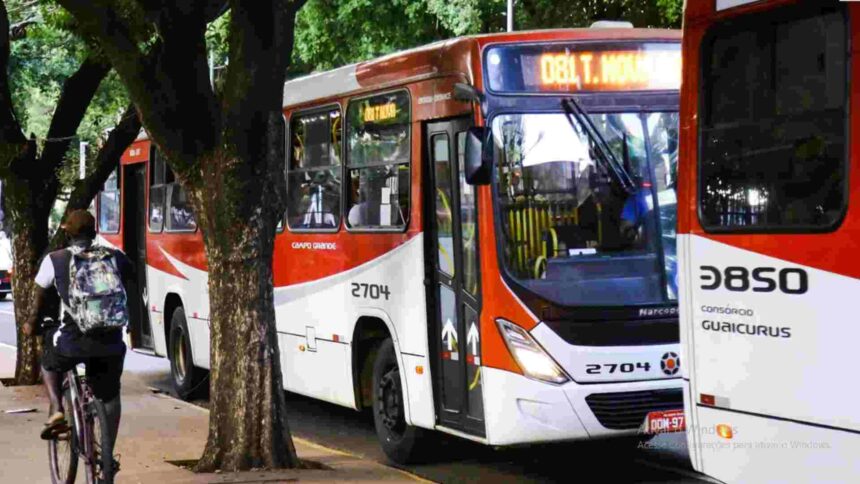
[40, 412, 69, 440]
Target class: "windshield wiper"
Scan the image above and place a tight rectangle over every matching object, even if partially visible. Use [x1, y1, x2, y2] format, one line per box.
[561, 97, 636, 195]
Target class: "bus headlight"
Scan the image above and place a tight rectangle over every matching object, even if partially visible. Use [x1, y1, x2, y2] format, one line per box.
[496, 319, 570, 385]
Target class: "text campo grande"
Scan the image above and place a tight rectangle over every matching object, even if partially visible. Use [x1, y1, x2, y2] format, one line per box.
[291, 241, 337, 251]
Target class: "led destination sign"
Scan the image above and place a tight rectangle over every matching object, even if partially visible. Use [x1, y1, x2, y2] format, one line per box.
[486, 42, 681, 93]
[362, 102, 398, 123]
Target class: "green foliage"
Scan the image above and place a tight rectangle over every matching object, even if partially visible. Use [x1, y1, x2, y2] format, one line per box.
[6, 0, 130, 194]
[515, 0, 685, 30]
[293, 0, 449, 73]
[206, 11, 230, 75]
[656, 0, 684, 26]
[425, 0, 505, 36]
[293, 0, 685, 73]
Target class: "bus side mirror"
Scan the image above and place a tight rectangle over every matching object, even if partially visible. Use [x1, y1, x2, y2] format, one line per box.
[465, 127, 491, 185]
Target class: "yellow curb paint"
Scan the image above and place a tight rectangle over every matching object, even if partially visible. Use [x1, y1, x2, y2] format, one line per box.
[292, 436, 435, 483]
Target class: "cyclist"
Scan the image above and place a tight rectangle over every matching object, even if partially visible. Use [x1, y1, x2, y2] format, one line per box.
[22, 210, 133, 472]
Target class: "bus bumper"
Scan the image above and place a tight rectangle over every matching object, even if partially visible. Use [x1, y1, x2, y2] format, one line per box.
[481, 366, 683, 446]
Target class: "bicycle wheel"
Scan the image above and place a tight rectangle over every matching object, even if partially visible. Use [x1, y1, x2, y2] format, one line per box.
[87, 399, 114, 484]
[48, 387, 79, 484]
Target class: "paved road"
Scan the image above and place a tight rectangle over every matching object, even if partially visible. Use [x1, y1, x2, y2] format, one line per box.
[0, 300, 710, 483]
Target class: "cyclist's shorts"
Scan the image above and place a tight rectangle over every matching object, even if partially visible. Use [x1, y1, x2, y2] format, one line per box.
[42, 327, 126, 401]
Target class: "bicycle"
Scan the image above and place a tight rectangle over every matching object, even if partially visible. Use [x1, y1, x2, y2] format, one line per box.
[47, 364, 115, 484]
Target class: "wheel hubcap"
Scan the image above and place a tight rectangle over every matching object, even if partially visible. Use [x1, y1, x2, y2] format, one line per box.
[378, 367, 405, 435]
[173, 330, 187, 383]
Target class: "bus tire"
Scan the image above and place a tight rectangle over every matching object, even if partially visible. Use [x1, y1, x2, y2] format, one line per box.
[168, 307, 206, 400]
[372, 338, 426, 464]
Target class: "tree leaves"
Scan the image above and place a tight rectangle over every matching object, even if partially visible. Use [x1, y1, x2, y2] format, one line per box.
[292, 0, 684, 74]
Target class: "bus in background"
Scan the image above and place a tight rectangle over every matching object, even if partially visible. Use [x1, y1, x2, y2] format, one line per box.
[679, 0, 860, 481]
[100, 25, 685, 463]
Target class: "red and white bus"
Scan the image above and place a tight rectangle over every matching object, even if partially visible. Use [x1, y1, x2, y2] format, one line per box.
[99, 26, 685, 462]
[679, 0, 860, 481]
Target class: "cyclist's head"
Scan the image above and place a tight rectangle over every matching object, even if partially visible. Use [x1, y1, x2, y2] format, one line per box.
[63, 210, 96, 241]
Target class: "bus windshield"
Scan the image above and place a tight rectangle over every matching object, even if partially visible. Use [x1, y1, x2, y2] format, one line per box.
[492, 111, 678, 307]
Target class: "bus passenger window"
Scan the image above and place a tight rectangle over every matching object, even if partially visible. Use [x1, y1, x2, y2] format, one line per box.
[166, 183, 197, 231]
[287, 108, 342, 230]
[151, 150, 197, 232]
[150, 151, 166, 232]
[699, 9, 847, 231]
[149, 186, 165, 232]
[98, 168, 120, 233]
[345, 91, 410, 230]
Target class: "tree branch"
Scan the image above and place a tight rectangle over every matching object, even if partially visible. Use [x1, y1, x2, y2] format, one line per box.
[41, 56, 111, 171]
[10, 18, 38, 40]
[0, 0, 25, 146]
[54, 1, 156, 123]
[57, 0, 220, 180]
[223, 0, 305, 156]
[50, 104, 141, 250]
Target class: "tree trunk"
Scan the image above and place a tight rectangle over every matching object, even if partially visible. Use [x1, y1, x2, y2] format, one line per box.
[193, 146, 298, 471]
[4, 145, 50, 385]
[11, 218, 46, 384]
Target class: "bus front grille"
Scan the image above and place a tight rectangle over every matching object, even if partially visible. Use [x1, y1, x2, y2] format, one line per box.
[585, 388, 683, 430]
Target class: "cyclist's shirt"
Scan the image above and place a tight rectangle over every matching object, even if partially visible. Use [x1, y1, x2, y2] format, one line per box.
[35, 240, 132, 358]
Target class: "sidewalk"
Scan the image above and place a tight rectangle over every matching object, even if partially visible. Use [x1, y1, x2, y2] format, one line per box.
[0, 350, 426, 483]
[0, 343, 14, 379]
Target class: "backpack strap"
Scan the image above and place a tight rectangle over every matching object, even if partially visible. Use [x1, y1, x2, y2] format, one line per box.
[49, 249, 73, 307]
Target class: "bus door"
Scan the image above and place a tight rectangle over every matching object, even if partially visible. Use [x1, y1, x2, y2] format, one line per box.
[425, 118, 485, 437]
[122, 163, 153, 350]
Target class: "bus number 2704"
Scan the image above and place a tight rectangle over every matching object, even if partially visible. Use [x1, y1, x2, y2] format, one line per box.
[586, 362, 651, 374]
[351, 283, 391, 301]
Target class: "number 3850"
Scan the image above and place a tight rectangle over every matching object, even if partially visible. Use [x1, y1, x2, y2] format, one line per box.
[700, 266, 808, 295]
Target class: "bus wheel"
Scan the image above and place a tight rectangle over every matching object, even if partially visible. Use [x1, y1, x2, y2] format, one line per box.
[372, 338, 426, 464]
[168, 307, 206, 400]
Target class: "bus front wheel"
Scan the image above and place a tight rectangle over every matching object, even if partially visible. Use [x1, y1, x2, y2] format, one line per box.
[372, 338, 427, 464]
[168, 307, 207, 400]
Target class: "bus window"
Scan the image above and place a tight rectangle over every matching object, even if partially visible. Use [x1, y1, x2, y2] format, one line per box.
[433, 134, 455, 276]
[98, 168, 120, 233]
[287, 108, 342, 230]
[457, 132, 478, 296]
[647, 112, 678, 300]
[346, 91, 410, 230]
[151, 150, 197, 232]
[492, 111, 674, 306]
[166, 183, 197, 232]
[149, 152, 166, 232]
[699, 9, 847, 231]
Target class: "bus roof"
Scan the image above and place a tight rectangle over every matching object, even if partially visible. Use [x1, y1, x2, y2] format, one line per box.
[282, 28, 681, 109]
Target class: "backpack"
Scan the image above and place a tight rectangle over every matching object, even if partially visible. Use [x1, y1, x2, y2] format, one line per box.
[66, 245, 128, 334]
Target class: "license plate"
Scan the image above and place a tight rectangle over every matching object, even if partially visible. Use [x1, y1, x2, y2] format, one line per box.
[644, 409, 685, 434]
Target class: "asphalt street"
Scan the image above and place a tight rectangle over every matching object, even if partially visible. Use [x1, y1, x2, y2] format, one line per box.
[0, 300, 711, 483]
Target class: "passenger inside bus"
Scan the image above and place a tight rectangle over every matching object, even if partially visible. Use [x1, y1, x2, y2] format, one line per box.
[346, 165, 407, 228]
[291, 169, 339, 229]
[287, 109, 342, 230]
[345, 92, 410, 229]
[167, 184, 197, 231]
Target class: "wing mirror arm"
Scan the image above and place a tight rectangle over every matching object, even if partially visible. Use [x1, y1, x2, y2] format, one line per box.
[454, 83, 491, 185]
[464, 127, 492, 185]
